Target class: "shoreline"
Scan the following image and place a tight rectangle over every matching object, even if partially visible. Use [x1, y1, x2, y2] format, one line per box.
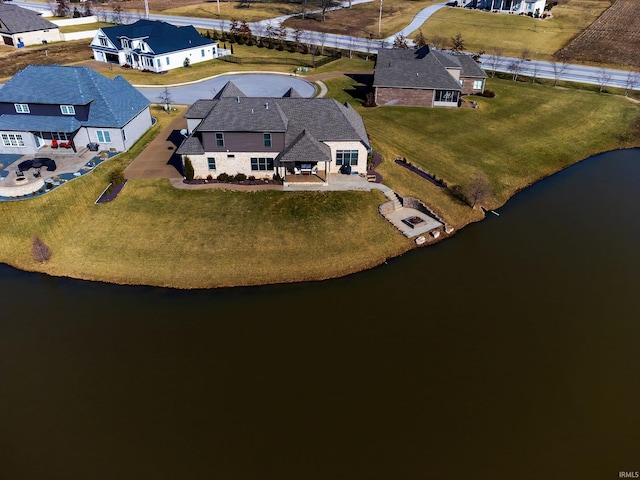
[2, 147, 639, 290]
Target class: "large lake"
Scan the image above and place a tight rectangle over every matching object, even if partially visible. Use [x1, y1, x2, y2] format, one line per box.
[1, 149, 639, 480]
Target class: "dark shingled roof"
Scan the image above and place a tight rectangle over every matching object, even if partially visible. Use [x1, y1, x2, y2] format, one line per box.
[0, 4, 58, 34]
[277, 129, 331, 164]
[100, 19, 215, 55]
[177, 91, 369, 156]
[0, 65, 149, 131]
[373, 46, 486, 90]
[282, 87, 302, 98]
[214, 81, 247, 99]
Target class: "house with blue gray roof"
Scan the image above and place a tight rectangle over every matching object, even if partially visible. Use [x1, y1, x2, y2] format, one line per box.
[0, 65, 152, 155]
[0, 3, 61, 47]
[177, 82, 370, 183]
[91, 19, 221, 73]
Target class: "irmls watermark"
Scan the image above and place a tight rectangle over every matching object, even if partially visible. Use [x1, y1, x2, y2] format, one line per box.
[618, 472, 639, 478]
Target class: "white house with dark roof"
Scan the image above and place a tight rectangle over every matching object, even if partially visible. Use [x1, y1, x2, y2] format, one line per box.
[0, 65, 152, 155]
[460, 0, 547, 16]
[0, 3, 61, 47]
[373, 46, 487, 107]
[177, 82, 370, 183]
[91, 19, 221, 73]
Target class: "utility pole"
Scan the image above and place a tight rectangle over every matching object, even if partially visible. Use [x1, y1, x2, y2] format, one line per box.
[378, 0, 382, 38]
[144, 0, 149, 19]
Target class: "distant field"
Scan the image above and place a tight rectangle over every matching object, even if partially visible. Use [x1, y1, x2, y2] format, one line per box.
[415, 0, 611, 60]
[562, 0, 640, 67]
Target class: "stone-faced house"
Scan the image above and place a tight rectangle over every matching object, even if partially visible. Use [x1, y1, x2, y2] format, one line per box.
[373, 46, 487, 107]
[91, 19, 220, 73]
[0, 65, 152, 154]
[0, 3, 61, 47]
[177, 82, 370, 183]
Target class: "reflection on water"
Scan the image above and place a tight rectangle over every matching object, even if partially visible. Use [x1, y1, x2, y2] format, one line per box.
[0, 150, 639, 480]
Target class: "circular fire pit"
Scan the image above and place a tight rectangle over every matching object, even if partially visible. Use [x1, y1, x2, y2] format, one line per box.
[14, 176, 28, 185]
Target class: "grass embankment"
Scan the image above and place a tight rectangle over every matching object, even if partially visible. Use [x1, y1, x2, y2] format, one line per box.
[415, 0, 611, 60]
[355, 76, 640, 225]
[58, 22, 114, 34]
[161, 1, 301, 22]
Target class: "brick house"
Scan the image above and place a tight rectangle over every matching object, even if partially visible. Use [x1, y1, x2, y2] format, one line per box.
[373, 46, 487, 108]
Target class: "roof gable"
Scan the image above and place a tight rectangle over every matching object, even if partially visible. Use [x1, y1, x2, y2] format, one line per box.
[99, 20, 215, 55]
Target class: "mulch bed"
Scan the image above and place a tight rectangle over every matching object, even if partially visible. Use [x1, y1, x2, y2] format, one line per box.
[96, 181, 127, 204]
[184, 178, 282, 186]
[394, 158, 447, 188]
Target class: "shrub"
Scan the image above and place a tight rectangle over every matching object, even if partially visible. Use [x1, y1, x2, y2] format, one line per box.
[226, 174, 236, 183]
[206, 174, 213, 181]
[482, 90, 496, 98]
[109, 168, 125, 186]
[235, 173, 247, 182]
[217, 172, 230, 182]
[31, 236, 52, 263]
[184, 157, 195, 180]
[248, 175, 256, 181]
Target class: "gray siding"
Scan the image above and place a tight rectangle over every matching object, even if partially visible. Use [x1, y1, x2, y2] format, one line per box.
[201, 131, 285, 153]
[122, 106, 152, 151]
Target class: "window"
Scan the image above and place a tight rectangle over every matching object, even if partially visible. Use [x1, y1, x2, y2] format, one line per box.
[121, 38, 130, 49]
[207, 157, 216, 170]
[473, 80, 483, 90]
[99, 36, 108, 47]
[435, 90, 459, 102]
[459, 80, 464, 87]
[2, 133, 25, 147]
[336, 150, 358, 166]
[215, 133, 224, 147]
[96, 131, 111, 143]
[251, 157, 274, 171]
[60, 105, 75, 115]
[227, 154, 235, 159]
[201, 49, 205, 57]
[166, 57, 170, 66]
[157, 59, 161, 67]
[263, 133, 272, 148]
[14, 104, 29, 114]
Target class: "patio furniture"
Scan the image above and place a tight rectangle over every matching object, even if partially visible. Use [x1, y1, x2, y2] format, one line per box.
[51, 139, 59, 148]
[300, 163, 312, 175]
[59, 140, 72, 149]
[294, 167, 301, 175]
[87, 142, 99, 152]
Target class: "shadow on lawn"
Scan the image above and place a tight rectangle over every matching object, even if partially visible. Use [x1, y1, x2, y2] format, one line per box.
[166, 129, 185, 176]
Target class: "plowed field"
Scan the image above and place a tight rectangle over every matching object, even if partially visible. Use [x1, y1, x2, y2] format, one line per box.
[562, 0, 640, 67]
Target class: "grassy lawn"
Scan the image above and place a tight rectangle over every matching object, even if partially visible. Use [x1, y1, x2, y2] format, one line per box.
[284, 0, 440, 39]
[93, 43, 373, 85]
[352, 77, 640, 225]
[58, 22, 114, 34]
[161, 1, 301, 22]
[415, 0, 612, 59]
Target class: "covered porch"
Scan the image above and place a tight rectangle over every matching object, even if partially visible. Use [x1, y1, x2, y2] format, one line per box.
[278, 161, 328, 184]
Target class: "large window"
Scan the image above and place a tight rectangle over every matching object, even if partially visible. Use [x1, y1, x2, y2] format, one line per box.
[251, 157, 274, 171]
[60, 105, 75, 115]
[207, 157, 216, 170]
[263, 133, 272, 148]
[336, 150, 358, 166]
[14, 104, 29, 114]
[473, 80, 483, 90]
[99, 36, 108, 47]
[165, 57, 170, 66]
[215, 133, 224, 147]
[434, 90, 459, 102]
[2, 133, 25, 147]
[96, 131, 111, 143]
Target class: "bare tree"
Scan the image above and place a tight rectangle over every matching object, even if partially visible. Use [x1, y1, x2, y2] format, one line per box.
[449, 33, 465, 54]
[471, 48, 485, 63]
[252, 22, 266, 44]
[347, 36, 356, 58]
[530, 61, 540, 84]
[318, 31, 328, 55]
[393, 34, 409, 49]
[624, 69, 640, 96]
[465, 174, 491, 209]
[365, 35, 374, 61]
[158, 88, 173, 112]
[292, 27, 302, 51]
[111, 4, 123, 24]
[488, 45, 502, 77]
[277, 21, 287, 48]
[597, 68, 612, 93]
[320, 0, 339, 22]
[414, 29, 427, 49]
[301, 0, 308, 19]
[31, 236, 52, 263]
[431, 35, 446, 50]
[55, 0, 70, 18]
[550, 55, 568, 86]
[508, 59, 524, 82]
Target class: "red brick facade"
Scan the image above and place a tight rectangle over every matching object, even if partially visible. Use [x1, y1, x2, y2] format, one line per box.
[375, 87, 434, 107]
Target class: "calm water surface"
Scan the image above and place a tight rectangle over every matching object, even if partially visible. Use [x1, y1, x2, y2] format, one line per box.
[1, 149, 639, 480]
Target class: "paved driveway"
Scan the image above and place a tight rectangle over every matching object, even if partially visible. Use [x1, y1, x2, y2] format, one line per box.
[124, 114, 186, 180]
